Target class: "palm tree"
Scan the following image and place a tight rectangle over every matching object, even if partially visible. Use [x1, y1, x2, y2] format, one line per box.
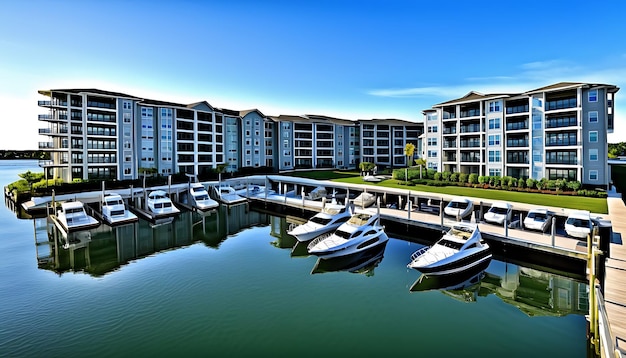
[404, 143, 415, 167]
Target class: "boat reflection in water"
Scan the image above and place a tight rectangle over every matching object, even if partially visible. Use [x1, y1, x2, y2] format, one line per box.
[35, 204, 268, 276]
[310, 241, 387, 276]
[410, 259, 491, 303]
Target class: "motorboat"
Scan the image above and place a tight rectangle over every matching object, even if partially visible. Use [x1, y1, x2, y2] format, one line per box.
[55, 200, 100, 233]
[444, 197, 474, 220]
[189, 183, 219, 211]
[307, 207, 388, 259]
[306, 186, 327, 201]
[352, 191, 376, 208]
[523, 208, 554, 232]
[235, 184, 268, 198]
[101, 193, 138, 225]
[212, 184, 248, 205]
[362, 175, 382, 183]
[407, 222, 491, 275]
[564, 211, 601, 239]
[146, 190, 180, 217]
[287, 202, 352, 242]
[483, 202, 512, 225]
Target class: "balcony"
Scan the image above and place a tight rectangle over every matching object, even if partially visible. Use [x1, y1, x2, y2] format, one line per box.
[506, 140, 529, 147]
[459, 141, 481, 148]
[545, 140, 580, 147]
[506, 121, 529, 131]
[506, 104, 529, 114]
[460, 109, 481, 118]
[443, 128, 457, 135]
[460, 125, 481, 133]
[38, 100, 67, 107]
[444, 155, 457, 162]
[443, 141, 457, 148]
[460, 155, 481, 163]
[39, 128, 68, 135]
[38, 142, 54, 149]
[545, 98, 577, 111]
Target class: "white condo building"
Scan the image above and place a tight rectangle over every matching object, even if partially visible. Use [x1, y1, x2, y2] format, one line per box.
[422, 82, 618, 188]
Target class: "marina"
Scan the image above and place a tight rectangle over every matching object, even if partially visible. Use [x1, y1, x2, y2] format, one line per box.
[3, 161, 626, 357]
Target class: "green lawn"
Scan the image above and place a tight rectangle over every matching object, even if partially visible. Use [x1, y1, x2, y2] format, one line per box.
[318, 175, 607, 214]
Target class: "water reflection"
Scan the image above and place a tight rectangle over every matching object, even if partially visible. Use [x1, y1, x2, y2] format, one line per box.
[410, 259, 490, 302]
[35, 204, 269, 276]
[311, 242, 387, 276]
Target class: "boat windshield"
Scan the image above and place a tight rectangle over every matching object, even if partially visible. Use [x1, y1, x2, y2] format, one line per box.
[490, 207, 509, 215]
[529, 212, 547, 221]
[105, 199, 123, 206]
[334, 230, 352, 240]
[450, 227, 473, 240]
[310, 217, 332, 225]
[438, 239, 464, 250]
[195, 194, 209, 201]
[449, 201, 468, 209]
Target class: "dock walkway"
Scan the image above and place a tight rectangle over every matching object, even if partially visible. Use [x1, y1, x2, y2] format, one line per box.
[256, 177, 625, 356]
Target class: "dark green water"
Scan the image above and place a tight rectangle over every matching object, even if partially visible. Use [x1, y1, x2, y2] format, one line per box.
[0, 161, 591, 357]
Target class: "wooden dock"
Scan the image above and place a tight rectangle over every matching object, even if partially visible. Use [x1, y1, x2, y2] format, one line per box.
[252, 178, 625, 357]
[603, 190, 626, 356]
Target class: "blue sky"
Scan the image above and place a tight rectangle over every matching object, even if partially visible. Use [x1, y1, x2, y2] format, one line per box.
[2, 0, 626, 150]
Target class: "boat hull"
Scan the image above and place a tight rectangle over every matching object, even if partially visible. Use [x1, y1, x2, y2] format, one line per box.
[412, 249, 492, 276]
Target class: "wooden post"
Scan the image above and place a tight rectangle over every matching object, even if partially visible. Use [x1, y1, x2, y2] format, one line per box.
[551, 216, 556, 246]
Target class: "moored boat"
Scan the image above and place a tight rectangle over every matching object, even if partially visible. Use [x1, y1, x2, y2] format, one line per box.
[307, 207, 388, 259]
[54, 200, 100, 234]
[101, 193, 138, 226]
[407, 222, 491, 276]
[287, 202, 352, 242]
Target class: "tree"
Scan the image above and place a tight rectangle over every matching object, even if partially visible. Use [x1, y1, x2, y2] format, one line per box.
[18, 170, 43, 193]
[414, 158, 427, 179]
[404, 143, 415, 168]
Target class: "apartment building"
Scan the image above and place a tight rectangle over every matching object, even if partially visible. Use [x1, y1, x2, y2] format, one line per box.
[358, 119, 423, 169]
[38, 89, 225, 182]
[424, 82, 619, 188]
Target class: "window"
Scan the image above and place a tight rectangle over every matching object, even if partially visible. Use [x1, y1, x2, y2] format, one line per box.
[428, 126, 438, 133]
[588, 111, 598, 123]
[489, 101, 501, 112]
[427, 113, 438, 121]
[488, 135, 501, 146]
[488, 150, 501, 162]
[588, 90, 598, 102]
[589, 170, 598, 181]
[488, 118, 501, 130]
[489, 168, 501, 177]
[427, 150, 437, 158]
[589, 131, 598, 143]
[589, 149, 598, 161]
[428, 138, 437, 146]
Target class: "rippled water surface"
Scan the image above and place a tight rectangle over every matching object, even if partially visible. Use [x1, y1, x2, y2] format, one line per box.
[0, 160, 590, 357]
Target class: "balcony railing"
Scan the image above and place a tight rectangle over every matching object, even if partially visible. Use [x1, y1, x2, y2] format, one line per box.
[506, 104, 529, 114]
[460, 109, 481, 118]
[443, 128, 457, 135]
[443, 141, 457, 148]
[545, 98, 577, 111]
[459, 141, 481, 148]
[38, 100, 67, 107]
[38, 114, 68, 121]
[38, 142, 54, 149]
[545, 140, 580, 147]
[506, 122, 529, 131]
[507, 140, 529, 147]
[460, 125, 481, 133]
[460, 156, 481, 162]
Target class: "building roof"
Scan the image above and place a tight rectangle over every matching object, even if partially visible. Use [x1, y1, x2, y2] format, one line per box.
[239, 109, 266, 118]
[434, 91, 513, 107]
[524, 81, 620, 94]
[39, 88, 142, 99]
[358, 118, 423, 127]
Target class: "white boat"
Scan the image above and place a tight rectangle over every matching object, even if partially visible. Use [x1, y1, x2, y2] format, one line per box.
[101, 193, 138, 225]
[523, 208, 554, 232]
[287, 203, 352, 242]
[352, 191, 376, 208]
[483, 202, 512, 225]
[235, 184, 268, 198]
[146, 190, 180, 217]
[362, 175, 382, 183]
[189, 183, 219, 211]
[444, 197, 474, 220]
[307, 207, 388, 259]
[407, 222, 491, 275]
[306, 186, 327, 201]
[55, 201, 100, 233]
[212, 184, 248, 205]
[564, 211, 601, 239]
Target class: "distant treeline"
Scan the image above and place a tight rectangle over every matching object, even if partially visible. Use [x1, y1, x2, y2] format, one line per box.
[609, 142, 626, 158]
[0, 150, 49, 160]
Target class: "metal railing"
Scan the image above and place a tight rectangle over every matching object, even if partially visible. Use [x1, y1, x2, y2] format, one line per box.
[595, 285, 624, 358]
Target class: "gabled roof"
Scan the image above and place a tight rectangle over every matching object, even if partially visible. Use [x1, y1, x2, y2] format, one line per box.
[305, 114, 354, 125]
[358, 118, 423, 126]
[239, 109, 266, 118]
[215, 108, 241, 117]
[434, 91, 513, 107]
[188, 101, 214, 112]
[139, 98, 189, 108]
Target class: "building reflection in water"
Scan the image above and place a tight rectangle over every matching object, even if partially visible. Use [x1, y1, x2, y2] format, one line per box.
[35, 204, 269, 277]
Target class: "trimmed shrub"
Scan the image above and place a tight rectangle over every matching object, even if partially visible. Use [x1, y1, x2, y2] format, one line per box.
[459, 173, 468, 184]
[450, 172, 459, 183]
[434, 172, 442, 181]
[441, 171, 451, 181]
[468, 173, 478, 185]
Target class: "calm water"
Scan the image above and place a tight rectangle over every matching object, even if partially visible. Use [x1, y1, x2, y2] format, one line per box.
[0, 160, 591, 357]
